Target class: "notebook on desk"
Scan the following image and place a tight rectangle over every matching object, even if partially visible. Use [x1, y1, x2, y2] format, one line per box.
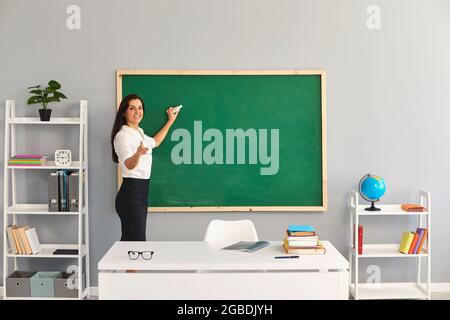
[222, 241, 270, 253]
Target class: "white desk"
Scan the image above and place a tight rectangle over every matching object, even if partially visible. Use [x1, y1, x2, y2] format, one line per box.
[98, 241, 349, 300]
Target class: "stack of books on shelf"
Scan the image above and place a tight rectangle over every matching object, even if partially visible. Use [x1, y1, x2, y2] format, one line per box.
[6, 225, 41, 255]
[399, 227, 428, 254]
[283, 225, 326, 254]
[9, 154, 48, 166]
[48, 170, 81, 212]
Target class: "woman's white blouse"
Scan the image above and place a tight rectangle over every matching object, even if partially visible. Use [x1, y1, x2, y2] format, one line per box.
[114, 125, 156, 179]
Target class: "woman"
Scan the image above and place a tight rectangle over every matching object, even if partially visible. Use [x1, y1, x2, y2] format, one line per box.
[111, 94, 179, 241]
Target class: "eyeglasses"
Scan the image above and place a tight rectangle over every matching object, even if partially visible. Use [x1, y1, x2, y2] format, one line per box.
[128, 250, 154, 260]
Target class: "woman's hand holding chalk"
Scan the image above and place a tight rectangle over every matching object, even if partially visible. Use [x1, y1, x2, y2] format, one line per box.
[173, 105, 183, 114]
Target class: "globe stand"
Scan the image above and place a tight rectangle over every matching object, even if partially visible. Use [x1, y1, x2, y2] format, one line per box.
[365, 201, 381, 211]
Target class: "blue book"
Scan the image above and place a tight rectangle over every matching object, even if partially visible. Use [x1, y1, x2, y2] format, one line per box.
[288, 225, 315, 233]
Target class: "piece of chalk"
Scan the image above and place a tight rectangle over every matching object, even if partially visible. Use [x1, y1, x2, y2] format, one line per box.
[173, 105, 183, 114]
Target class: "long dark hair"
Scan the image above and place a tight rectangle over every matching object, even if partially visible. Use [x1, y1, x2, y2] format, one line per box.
[111, 94, 145, 163]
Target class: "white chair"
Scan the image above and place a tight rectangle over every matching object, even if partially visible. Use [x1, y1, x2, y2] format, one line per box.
[203, 219, 259, 242]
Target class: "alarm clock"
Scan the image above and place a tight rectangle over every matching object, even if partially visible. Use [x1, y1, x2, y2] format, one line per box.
[55, 150, 72, 166]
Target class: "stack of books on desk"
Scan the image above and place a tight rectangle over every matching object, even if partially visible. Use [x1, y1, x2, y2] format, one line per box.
[9, 154, 48, 166]
[283, 225, 326, 254]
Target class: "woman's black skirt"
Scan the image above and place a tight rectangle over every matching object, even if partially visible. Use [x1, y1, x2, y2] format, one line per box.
[115, 177, 149, 241]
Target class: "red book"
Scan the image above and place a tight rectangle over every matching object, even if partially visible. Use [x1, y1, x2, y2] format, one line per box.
[408, 232, 419, 254]
[358, 225, 363, 255]
[354, 224, 363, 255]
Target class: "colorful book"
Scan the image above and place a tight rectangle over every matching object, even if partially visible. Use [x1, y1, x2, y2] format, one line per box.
[286, 230, 316, 237]
[9, 155, 48, 166]
[288, 225, 315, 233]
[287, 239, 319, 247]
[401, 204, 426, 212]
[6, 226, 19, 254]
[353, 224, 363, 255]
[283, 240, 326, 255]
[285, 234, 318, 242]
[399, 232, 415, 254]
[12, 228, 24, 254]
[408, 232, 419, 254]
[286, 225, 316, 237]
[416, 228, 428, 254]
[9, 161, 43, 164]
[12, 226, 21, 253]
[412, 228, 424, 254]
[17, 226, 32, 254]
[12, 154, 44, 159]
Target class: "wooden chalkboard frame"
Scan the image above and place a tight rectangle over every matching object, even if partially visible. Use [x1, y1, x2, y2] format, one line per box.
[116, 70, 327, 212]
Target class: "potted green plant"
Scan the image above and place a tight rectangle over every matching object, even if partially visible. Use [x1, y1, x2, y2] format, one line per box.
[27, 80, 68, 121]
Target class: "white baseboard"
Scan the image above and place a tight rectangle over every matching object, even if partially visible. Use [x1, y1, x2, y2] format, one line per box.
[430, 283, 450, 293]
[90, 286, 98, 297]
[1, 284, 449, 299]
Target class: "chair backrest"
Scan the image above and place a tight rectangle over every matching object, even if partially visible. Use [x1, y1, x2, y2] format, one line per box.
[203, 219, 259, 242]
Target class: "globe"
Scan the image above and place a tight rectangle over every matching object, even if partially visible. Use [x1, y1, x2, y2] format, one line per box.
[358, 173, 386, 211]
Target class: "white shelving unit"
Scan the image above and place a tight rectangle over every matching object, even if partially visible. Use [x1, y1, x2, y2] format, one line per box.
[349, 190, 431, 300]
[2, 100, 90, 300]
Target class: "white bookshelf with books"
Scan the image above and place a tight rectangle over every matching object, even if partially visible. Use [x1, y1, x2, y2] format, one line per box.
[348, 190, 431, 300]
[2, 100, 90, 300]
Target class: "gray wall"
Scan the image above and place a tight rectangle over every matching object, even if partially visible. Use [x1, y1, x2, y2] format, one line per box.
[1, 0, 449, 287]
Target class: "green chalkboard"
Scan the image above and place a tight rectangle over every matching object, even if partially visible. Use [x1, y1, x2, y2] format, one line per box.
[117, 70, 327, 211]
